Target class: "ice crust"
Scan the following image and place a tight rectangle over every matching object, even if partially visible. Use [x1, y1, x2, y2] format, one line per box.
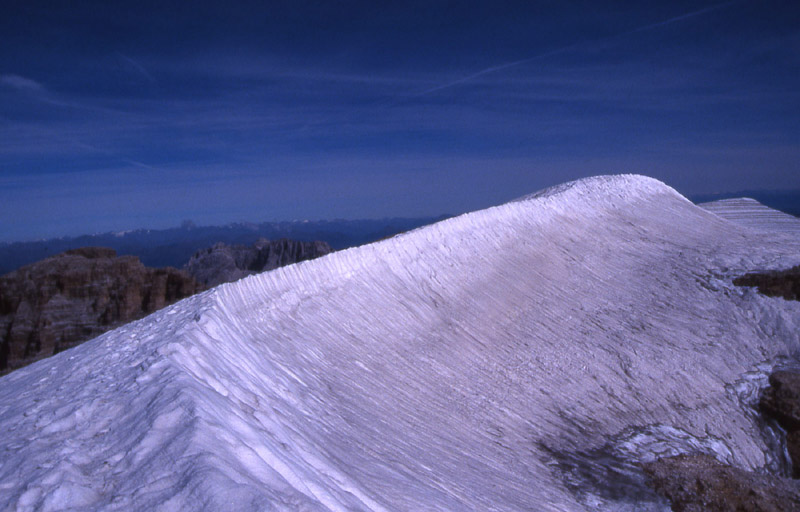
[1, 174, 800, 511]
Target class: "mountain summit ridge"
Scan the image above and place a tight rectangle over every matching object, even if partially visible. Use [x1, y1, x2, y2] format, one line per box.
[2, 175, 799, 511]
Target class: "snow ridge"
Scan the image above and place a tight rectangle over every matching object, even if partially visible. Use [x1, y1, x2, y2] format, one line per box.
[700, 197, 800, 234]
[2, 175, 800, 511]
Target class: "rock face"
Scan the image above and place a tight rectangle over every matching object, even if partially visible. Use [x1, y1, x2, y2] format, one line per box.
[183, 238, 333, 287]
[761, 371, 800, 479]
[0, 248, 202, 373]
[642, 454, 800, 511]
[643, 370, 800, 510]
[733, 266, 800, 301]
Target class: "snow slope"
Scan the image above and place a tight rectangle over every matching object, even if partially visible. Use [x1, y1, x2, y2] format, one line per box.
[700, 197, 800, 234]
[2, 175, 800, 511]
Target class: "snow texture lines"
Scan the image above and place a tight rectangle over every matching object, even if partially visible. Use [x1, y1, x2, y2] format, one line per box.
[1, 175, 800, 511]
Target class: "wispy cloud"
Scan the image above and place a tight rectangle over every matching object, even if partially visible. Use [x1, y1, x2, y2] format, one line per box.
[630, 0, 741, 34]
[0, 74, 45, 93]
[407, 0, 743, 99]
[116, 53, 157, 83]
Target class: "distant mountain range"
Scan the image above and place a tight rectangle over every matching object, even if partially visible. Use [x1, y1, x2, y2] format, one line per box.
[0, 216, 447, 275]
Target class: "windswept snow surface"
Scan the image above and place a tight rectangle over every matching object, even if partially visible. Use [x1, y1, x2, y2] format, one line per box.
[2, 175, 800, 511]
[700, 197, 800, 234]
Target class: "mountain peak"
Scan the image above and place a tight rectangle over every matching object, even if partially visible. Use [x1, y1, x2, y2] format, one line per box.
[2, 176, 799, 511]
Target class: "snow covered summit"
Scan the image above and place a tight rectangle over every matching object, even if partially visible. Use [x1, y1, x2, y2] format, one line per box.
[2, 175, 799, 511]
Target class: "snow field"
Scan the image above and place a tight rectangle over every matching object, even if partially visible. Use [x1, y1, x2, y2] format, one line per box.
[1, 175, 799, 511]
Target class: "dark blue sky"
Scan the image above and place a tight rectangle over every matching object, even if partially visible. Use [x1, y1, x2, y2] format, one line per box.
[1, 0, 799, 241]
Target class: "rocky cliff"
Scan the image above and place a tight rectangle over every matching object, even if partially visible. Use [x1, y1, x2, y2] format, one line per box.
[183, 238, 333, 287]
[0, 247, 202, 373]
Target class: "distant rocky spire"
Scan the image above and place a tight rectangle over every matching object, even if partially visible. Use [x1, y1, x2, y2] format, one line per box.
[183, 238, 333, 287]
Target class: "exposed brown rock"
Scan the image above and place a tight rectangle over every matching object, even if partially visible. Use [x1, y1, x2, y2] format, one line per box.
[789, 431, 800, 480]
[642, 454, 800, 512]
[761, 372, 800, 430]
[733, 266, 800, 301]
[761, 371, 800, 478]
[0, 248, 202, 373]
[643, 370, 800, 510]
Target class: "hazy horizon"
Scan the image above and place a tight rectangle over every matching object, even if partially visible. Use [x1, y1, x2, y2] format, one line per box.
[2, 181, 800, 244]
[0, 212, 453, 245]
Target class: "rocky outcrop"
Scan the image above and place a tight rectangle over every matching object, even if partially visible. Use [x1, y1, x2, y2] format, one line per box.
[761, 371, 800, 479]
[0, 248, 202, 373]
[734, 266, 800, 301]
[184, 238, 333, 287]
[643, 370, 800, 510]
[642, 454, 800, 511]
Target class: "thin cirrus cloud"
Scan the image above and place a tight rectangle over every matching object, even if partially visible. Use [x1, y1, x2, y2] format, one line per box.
[0, 74, 45, 93]
[397, 0, 743, 99]
[115, 53, 157, 84]
[0, 57, 792, 174]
